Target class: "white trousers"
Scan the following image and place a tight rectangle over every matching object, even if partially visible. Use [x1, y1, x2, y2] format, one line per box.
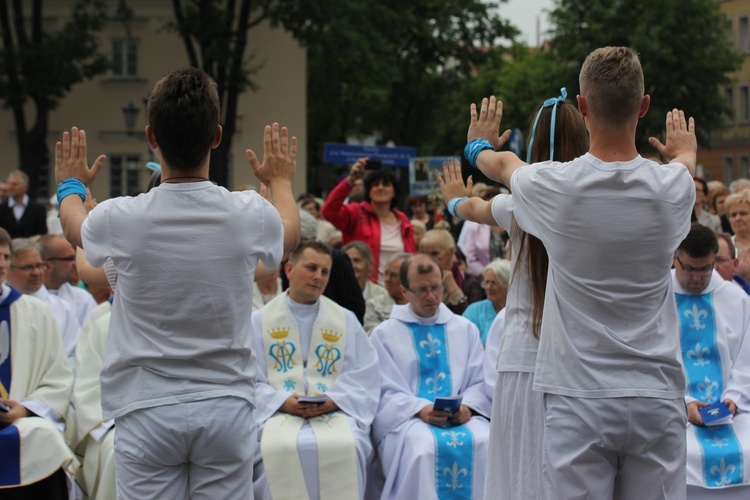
[114, 397, 256, 500]
[542, 394, 687, 500]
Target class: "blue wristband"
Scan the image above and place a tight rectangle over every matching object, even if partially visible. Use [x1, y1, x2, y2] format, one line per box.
[447, 196, 469, 221]
[464, 138, 494, 169]
[57, 178, 87, 205]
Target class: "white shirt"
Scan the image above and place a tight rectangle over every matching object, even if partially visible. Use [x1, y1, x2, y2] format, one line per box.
[8, 194, 28, 221]
[490, 195, 538, 373]
[49, 282, 98, 327]
[378, 221, 403, 285]
[30, 284, 80, 371]
[511, 153, 694, 398]
[81, 181, 284, 419]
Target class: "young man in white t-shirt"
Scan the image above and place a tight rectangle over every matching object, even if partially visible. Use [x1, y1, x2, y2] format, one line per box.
[462, 47, 696, 498]
[54, 68, 300, 499]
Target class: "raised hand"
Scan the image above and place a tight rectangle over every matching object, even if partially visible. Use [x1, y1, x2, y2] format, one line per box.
[55, 127, 106, 186]
[435, 159, 472, 202]
[246, 123, 297, 186]
[348, 158, 367, 185]
[468, 96, 512, 150]
[648, 109, 697, 165]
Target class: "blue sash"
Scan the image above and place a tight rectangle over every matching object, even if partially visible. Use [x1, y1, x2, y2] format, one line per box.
[0, 287, 21, 399]
[409, 323, 474, 499]
[677, 292, 744, 487]
[0, 287, 22, 486]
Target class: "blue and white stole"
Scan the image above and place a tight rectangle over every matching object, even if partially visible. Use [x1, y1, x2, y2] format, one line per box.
[409, 322, 474, 499]
[677, 292, 744, 488]
[0, 286, 23, 486]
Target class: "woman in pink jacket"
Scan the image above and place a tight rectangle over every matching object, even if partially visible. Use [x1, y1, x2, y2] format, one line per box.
[322, 159, 415, 284]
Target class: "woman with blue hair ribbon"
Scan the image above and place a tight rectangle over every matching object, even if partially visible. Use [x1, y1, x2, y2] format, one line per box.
[437, 87, 589, 500]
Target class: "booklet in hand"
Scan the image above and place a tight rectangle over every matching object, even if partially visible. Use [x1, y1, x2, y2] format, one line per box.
[298, 395, 327, 404]
[0, 401, 10, 413]
[700, 401, 733, 426]
[434, 395, 463, 413]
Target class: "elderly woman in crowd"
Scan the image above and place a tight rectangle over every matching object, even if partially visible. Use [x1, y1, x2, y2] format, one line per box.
[322, 159, 415, 285]
[462, 258, 511, 345]
[727, 190, 750, 254]
[343, 241, 387, 302]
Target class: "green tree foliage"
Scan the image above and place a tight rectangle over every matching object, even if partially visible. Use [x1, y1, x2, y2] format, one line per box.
[432, 45, 573, 163]
[0, 0, 111, 197]
[548, 0, 741, 149]
[275, 0, 517, 190]
[166, 0, 272, 188]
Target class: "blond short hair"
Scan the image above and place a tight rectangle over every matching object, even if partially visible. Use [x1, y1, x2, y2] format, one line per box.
[579, 47, 644, 126]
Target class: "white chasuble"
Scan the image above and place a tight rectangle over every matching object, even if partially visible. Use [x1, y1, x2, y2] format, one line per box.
[370, 304, 491, 500]
[673, 271, 750, 492]
[258, 293, 363, 500]
[0, 286, 77, 489]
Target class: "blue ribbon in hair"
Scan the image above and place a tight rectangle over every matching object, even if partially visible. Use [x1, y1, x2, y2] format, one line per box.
[526, 87, 567, 163]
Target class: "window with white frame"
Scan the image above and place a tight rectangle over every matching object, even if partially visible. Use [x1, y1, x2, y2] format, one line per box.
[109, 155, 142, 197]
[723, 154, 735, 186]
[728, 18, 734, 44]
[725, 85, 735, 123]
[741, 85, 750, 122]
[740, 154, 750, 179]
[111, 39, 138, 77]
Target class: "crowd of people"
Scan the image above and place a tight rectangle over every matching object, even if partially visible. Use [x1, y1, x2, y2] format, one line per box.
[2, 47, 750, 500]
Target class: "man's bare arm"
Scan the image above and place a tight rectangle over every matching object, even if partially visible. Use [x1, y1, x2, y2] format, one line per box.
[246, 123, 301, 254]
[54, 128, 105, 249]
[467, 96, 527, 187]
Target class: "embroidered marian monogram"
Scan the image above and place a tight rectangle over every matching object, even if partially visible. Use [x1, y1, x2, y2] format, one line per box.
[314, 330, 343, 376]
[268, 328, 296, 373]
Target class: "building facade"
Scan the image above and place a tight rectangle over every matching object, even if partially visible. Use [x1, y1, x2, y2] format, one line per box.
[699, 0, 750, 184]
[0, 0, 307, 202]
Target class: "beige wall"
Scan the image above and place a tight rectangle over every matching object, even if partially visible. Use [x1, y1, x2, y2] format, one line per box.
[698, 0, 750, 183]
[0, 0, 307, 201]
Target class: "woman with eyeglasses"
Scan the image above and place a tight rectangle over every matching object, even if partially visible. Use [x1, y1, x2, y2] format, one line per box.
[461, 258, 511, 345]
[322, 159, 416, 285]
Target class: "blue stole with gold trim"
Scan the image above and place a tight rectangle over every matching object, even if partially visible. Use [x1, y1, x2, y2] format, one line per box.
[409, 323, 474, 499]
[677, 292, 744, 487]
[0, 286, 23, 486]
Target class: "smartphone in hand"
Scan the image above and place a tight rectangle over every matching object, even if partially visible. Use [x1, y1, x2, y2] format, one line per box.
[0, 402, 10, 413]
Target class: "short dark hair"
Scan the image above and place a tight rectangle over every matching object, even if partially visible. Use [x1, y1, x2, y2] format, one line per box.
[408, 195, 428, 207]
[399, 254, 442, 288]
[717, 232, 736, 259]
[147, 68, 220, 171]
[288, 239, 331, 264]
[364, 169, 401, 209]
[677, 224, 719, 259]
[694, 176, 709, 196]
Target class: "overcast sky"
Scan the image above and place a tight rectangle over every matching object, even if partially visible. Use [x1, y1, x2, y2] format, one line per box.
[499, 0, 555, 47]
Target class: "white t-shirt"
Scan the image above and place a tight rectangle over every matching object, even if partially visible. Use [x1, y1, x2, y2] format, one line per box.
[511, 153, 694, 398]
[81, 181, 284, 419]
[378, 221, 403, 285]
[490, 195, 538, 373]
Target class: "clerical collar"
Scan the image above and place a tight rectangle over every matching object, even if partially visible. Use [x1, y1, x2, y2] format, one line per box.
[411, 307, 440, 325]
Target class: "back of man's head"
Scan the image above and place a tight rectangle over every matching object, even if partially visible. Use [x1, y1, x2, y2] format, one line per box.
[677, 224, 719, 259]
[147, 68, 220, 171]
[579, 46, 644, 127]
